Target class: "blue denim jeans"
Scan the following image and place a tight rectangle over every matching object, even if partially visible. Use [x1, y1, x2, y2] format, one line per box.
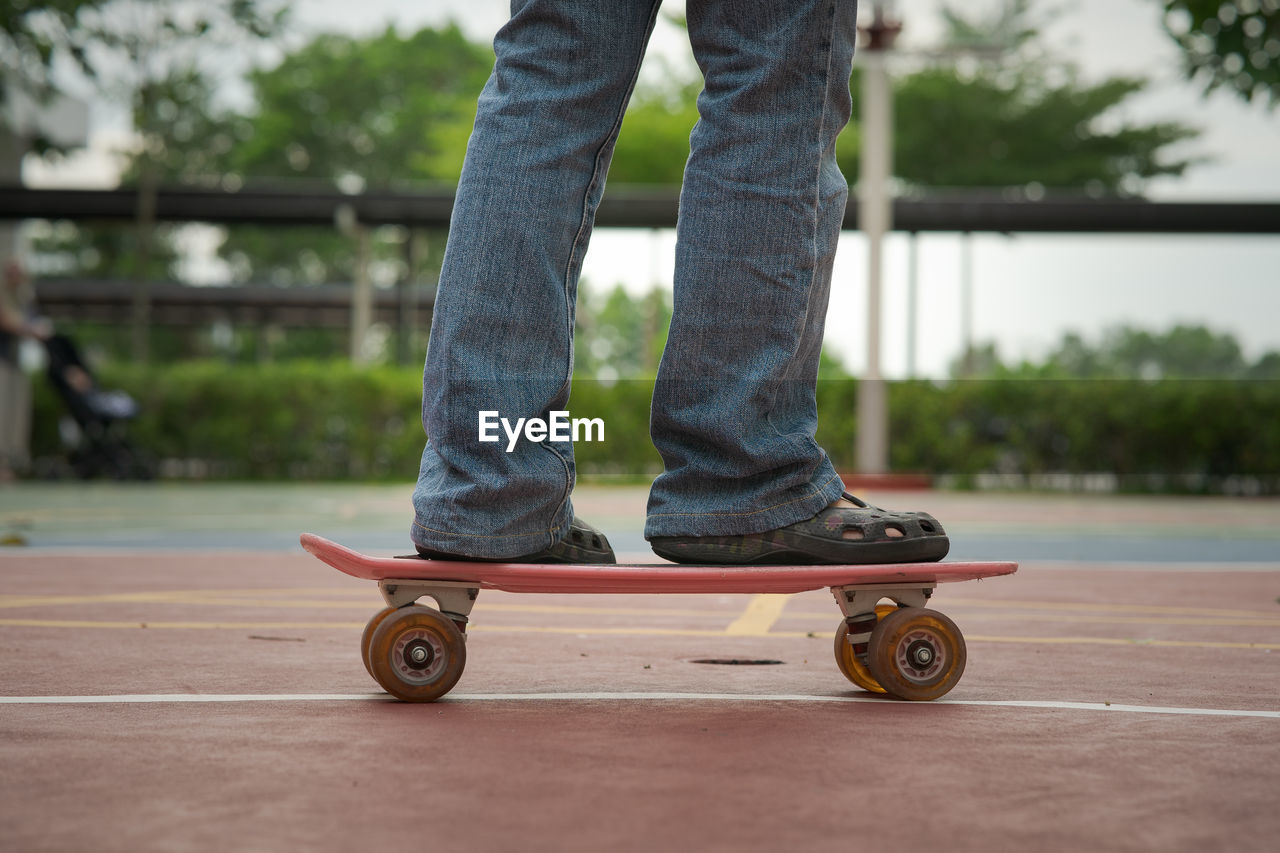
[412, 0, 858, 558]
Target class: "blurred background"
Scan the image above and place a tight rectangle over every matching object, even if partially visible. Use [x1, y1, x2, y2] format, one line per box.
[1, 0, 1278, 498]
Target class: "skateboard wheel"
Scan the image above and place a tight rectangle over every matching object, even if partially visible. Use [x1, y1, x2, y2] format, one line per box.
[833, 603, 897, 693]
[368, 605, 467, 702]
[866, 607, 966, 701]
[361, 606, 399, 681]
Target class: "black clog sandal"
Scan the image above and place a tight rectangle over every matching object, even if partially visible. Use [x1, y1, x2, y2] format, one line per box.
[649, 493, 948, 565]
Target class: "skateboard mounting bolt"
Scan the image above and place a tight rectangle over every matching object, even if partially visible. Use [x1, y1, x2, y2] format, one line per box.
[907, 640, 935, 668]
[402, 638, 436, 670]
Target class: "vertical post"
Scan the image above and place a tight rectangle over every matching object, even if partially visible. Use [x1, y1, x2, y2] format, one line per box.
[650, 227, 661, 287]
[131, 164, 157, 363]
[960, 231, 974, 377]
[396, 229, 418, 366]
[855, 6, 900, 476]
[647, 227, 663, 372]
[350, 225, 373, 364]
[0, 127, 23, 265]
[906, 230, 918, 379]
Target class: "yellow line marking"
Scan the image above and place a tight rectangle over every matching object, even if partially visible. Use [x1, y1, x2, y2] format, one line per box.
[961, 634, 1280, 651]
[8, 589, 1273, 622]
[2, 619, 1278, 650]
[0, 619, 728, 637]
[472, 625, 732, 638]
[764, 630, 1280, 650]
[167, 598, 727, 618]
[940, 598, 1280, 620]
[473, 602, 732, 619]
[784, 610, 1280, 629]
[6, 588, 1278, 638]
[0, 619, 365, 630]
[724, 595, 789, 636]
[0, 592, 224, 608]
[0, 588, 375, 608]
[0, 593, 731, 619]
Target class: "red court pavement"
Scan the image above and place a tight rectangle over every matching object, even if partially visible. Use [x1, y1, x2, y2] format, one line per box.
[1, 549, 1278, 852]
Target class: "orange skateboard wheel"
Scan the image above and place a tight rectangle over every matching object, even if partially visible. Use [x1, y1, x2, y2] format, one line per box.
[833, 603, 897, 693]
[866, 607, 966, 701]
[361, 606, 399, 681]
[368, 605, 467, 702]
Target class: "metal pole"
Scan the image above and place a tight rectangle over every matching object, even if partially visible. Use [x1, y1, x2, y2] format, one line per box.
[0, 128, 23, 262]
[960, 231, 973, 377]
[350, 225, 373, 364]
[855, 7, 899, 475]
[396, 229, 418, 366]
[906, 231, 918, 379]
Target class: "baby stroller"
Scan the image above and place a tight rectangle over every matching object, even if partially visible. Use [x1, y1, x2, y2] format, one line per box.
[43, 333, 151, 479]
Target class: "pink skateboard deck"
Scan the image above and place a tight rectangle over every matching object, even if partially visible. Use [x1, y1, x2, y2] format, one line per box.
[300, 533, 1017, 595]
[301, 532, 1017, 703]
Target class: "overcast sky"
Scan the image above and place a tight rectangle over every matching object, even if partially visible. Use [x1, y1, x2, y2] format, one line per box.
[25, 0, 1280, 375]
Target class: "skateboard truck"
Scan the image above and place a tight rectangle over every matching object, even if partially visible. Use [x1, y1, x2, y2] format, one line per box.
[379, 580, 479, 634]
[833, 582, 934, 661]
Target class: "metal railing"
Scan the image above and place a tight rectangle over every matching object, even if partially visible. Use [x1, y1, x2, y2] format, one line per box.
[4, 184, 1280, 232]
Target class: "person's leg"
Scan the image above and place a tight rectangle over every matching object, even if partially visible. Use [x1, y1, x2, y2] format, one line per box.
[647, 0, 947, 563]
[645, 0, 857, 539]
[412, 0, 663, 559]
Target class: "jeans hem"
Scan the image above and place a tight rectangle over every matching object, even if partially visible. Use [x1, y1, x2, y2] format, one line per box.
[410, 511, 571, 560]
[643, 470, 846, 539]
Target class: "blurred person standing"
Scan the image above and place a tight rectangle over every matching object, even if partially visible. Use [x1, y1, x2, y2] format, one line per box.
[0, 259, 51, 481]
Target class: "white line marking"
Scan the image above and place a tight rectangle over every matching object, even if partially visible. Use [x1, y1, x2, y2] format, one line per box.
[0, 692, 1276, 718]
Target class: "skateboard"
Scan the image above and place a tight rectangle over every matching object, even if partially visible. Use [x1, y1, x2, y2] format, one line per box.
[301, 533, 1017, 703]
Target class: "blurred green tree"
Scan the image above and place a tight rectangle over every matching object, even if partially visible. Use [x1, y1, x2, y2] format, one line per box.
[878, 69, 1197, 192]
[1, 1, 96, 152]
[225, 25, 491, 186]
[573, 283, 672, 379]
[1159, 0, 1280, 108]
[1247, 351, 1280, 378]
[962, 324, 1280, 379]
[571, 281, 853, 383]
[838, 0, 1198, 193]
[209, 25, 492, 290]
[7, 0, 288, 361]
[609, 78, 702, 184]
[935, 0, 1042, 52]
[25, 68, 230, 300]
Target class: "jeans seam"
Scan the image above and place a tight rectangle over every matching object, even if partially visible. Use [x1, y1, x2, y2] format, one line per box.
[553, 0, 663, 408]
[764, 0, 839, 461]
[538, 439, 573, 539]
[647, 471, 843, 519]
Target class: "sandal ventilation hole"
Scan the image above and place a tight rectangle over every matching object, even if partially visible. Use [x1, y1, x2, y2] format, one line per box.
[885, 524, 905, 539]
[920, 520, 936, 533]
[841, 527, 865, 540]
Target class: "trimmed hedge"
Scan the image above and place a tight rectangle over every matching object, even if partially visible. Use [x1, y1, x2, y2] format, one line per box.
[29, 364, 1280, 492]
[32, 362, 424, 480]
